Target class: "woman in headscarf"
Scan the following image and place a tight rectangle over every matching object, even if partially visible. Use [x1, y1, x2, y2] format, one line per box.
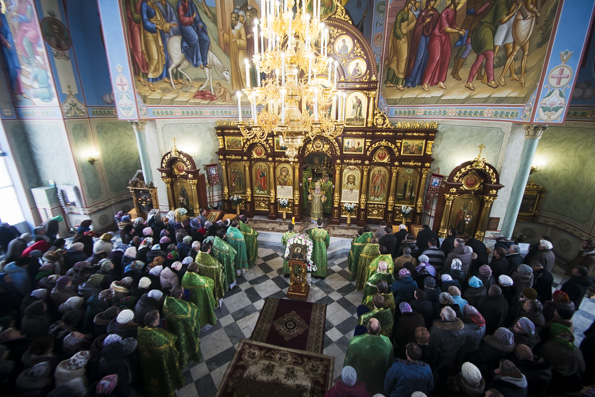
[50, 275, 76, 307]
[510, 316, 540, 349]
[21, 300, 50, 337]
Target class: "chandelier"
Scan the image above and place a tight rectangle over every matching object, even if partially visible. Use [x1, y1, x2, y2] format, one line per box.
[236, 0, 346, 161]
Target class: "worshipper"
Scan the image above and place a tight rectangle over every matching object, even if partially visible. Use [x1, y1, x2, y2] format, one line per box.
[21, 300, 50, 337]
[226, 220, 249, 276]
[469, 327, 515, 381]
[281, 224, 297, 275]
[561, 265, 592, 310]
[477, 264, 495, 289]
[363, 261, 395, 303]
[394, 247, 417, 270]
[134, 289, 163, 326]
[82, 289, 113, 334]
[490, 247, 510, 279]
[365, 245, 394, 285]
[416, 224, 438, 253]
[0, 221, 20, 254]
[464, 276, 487, 307]
[15, 361, 53, 395]
[410, 289, 434, 328]
[64, 242, 88, 271]
[458, 305, 487, 365]
[452, 362, 485, 397]
[392, 267, 418, 304]
[205, 230, 237, 290]
[531, 260, 553, 302]
[356, 237, 380, 291]
[93, 233, 114, 258]
[93, 306, 119, 337]
[478, 285, 509, 336]
[137, 310, 184, 397]
[238, 215, 259, 267]
[397, 234, 420, 258]
[51, 275, 77, 307]
[194, 242, 226, 307]
[415, 254, 436, 281]
[160, 262, 180, 293]
[181, 262, 217, 327]
[514, 299, 545, 334]
[363, 280, 396, 315]
[440, 228, 458, 255]
[510, 317, 540, 349]
[3, 256, 32, 296]
[344, 318, 394, 395]
[21, 336, 57, 370]
[375, 221, 387, 240]
[488, 359, 528, 397]
[512, 264, 534, 299]
[498, 274, 517, 307]
[107, 309, 138, 339]
[307, 219, 330, 278]
[176, 235, 192, 259]
[423, 277, 441, 313]
[5, 232, 33, 262]
[511, 344, 552, 397]
[358, 294, 394, 337]
[384, 342, 434, 396]
[379, 226, 397, 260]
[54, 350, 91, 396]
[421, 237, 445, 273]
[163, 286, 201, 368]
[393, 302, 425, 358]
[415, 326, 438, 371]
[429, 306, 465, 385]
[532, 239, 556, 272]
[394, 224, 408, 255]
[506, 245, 523, 273]
[448, 286, 468, 313]
[97, 336, 137, 397]
[324, 365, 369, 397]
[445, 238, 473, 277]
[349, 226, 374, 280]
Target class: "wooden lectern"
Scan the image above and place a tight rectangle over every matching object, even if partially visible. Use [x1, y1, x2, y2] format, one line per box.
[287, 260, 309, 301]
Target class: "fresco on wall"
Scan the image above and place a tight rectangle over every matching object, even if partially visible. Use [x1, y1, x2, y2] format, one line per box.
[0, 0, 57, 105]
[380, 0, 560, 106]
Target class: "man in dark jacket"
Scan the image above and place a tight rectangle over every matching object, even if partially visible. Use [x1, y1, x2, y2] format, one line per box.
[466, 236, 489, 271]
[384, 342, 434, 396]
[561, 265, 592, 311]
[441, 228, 457, 255]
[477, 285, 509, 336]
[430, 306, 465, 384]
[393, 302, 426, 359]
[410, 289, 435, 328]
[490, 247, 510, 279]
[506, 245, 524, 274]
[380, 226, 397, 260]
[416, 224, 438, 253]
[445, 239, 474, 277]
[531, 261, 553, 302]
[511, 344, 552, 397]
[392, 268, 418, 304]
[395, 224, 409, 257]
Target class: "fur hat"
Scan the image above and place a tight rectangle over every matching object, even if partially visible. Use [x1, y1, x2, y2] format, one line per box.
[515, 344, 534, 361]
[479, 265, 492, 278]
[498, 275, 514, 286]
[522, 288, 538, 300]
[441, 306, 456, 321]
[415, 326, 430, 345]
[116, 309, 134, 325]
[341, 366, 357, 387]
[461, 362, 482, 387]
[499, 359, 523, 378]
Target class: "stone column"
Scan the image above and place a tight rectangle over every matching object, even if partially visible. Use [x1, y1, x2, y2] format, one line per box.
[130, 121, 153, 185]
[500, 125, 547, 237]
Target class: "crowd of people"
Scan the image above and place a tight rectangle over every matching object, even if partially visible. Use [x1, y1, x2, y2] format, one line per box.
[0, 209, 259, 396]
[330, 224, 595, 397]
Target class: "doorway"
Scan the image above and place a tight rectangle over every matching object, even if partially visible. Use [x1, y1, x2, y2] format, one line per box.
[301, 153, 334, 219]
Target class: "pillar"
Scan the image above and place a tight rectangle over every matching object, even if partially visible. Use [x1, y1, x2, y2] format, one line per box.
[500, 125, 547, 238]
[358, 166, 369, 225]
[130, 121, 153, 185]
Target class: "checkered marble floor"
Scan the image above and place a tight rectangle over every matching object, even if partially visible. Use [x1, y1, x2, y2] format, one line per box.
[175, 245, 360, 397]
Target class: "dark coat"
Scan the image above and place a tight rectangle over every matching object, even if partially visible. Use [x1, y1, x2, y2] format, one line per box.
[441, 236, 457, 256]
[463, 285, 486, 307]
[532, 249, 556, 273]
[393, 311, 426, 358]
[21, 301, 49, 337]
[489, 377, 528, 397]
[506, 253, 524, 274]
[410, 300, 435, 328]
[445, 245, 474, 276]
[429, 318, 465, 369]
[469, 340, 515, 381]
[63, 249, 88, 270]
[416, 227, 438, 252]
[457, 322, 486, 364]
[133, 294, 161, 326]
[466, 238, 489, 268]
[477, 295, 509, 335]
[380, 234, 397, 259]
[106, 319, 138, 338]
[490, 257, 510, 280]
[392, 276, 418, 304]
[561, 275, 592, 310]
[512, 357, 552, 397]
[83, 294, 108, 334]
[533, 268, 553, 302]
[395, 229, 408, 256]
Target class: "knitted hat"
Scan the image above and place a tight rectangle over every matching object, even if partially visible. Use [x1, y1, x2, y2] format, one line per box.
[183, 235, 193, 244]
[138, 277, 151, 289]
[59, 296, 84, 313]
[120, 337, 138, 355]
[103, 334, 122, 346]
[498, 275, 513, 286]
[116, 309, 134, 325]
[424, 277, 436, 288]
[418, 255, 429, 263]
[99, 259, 114, 272]
[485, 327, 515, 352]
[522, 287, 538, 300]
[100, 233, 113, 242]
[399, 302, 412, 314]
[171, 261, 182, 271]
[398, 268, 411, 278]
[182, 256, 193, 265]
[70, 242, 84, 251]
[439, 292, 455, 305]
[499, 359, 523, 378]
[411, 393, 427, 397]
[124, 246, 137, 258]
[98, 289, 114, 304]
[448, 286, 461, 296]
[148, 289, 163, 301]
[464, 305, 486, 327]
[553, 290, 570, 303]
[63, 350, 90, 370]
[441, 274, 452, 282]
[341, 366, 357, 387]
[31, 288, 48, 299]
[461, 362, 482, 387]
[479, 265, 492, 278]
[468, 276, 483, 288]
[442, 306, 456, 321]
[514, 344, 534, 361]
[517, 264, 533, 275]
[415, 327, 430, 345]
[143, 227, 153, 236]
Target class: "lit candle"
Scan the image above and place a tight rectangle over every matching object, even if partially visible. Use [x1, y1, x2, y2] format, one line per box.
[317, 0, 321, 20]
[252, 93, 257, 124]
[281, 89, 286, 123]
[334, 60, 338, 87]
[288, 13, 292, 48]
[244, 59, 251, 89]
[260, 30, 264, 58]
[281, 52, 286, 85]
[324, 28, 328, 56]
[283, 0, 287, 13]
[327, 57, 332, 82]
[256, 63, 261, 87]
[308, 55, 312, 84]
[292, 216, 295, 224]
[319, 24, 324, 54]
[302, 0, 306, 15]
[253, 20, 259, 56]
[342, 92, 347, 121]
[332, 93, 337, 120]
[237, 91, 242, 122]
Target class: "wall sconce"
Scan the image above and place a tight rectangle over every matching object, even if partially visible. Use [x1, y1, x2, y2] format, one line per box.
[88, 151, 100, 165]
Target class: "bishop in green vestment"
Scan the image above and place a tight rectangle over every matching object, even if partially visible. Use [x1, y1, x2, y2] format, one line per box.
[195, 245, 226, 307]
[356, 241, 380, 292]
[226, 220, 249, 273]
[348, 227, 374, 280]
[281, 224, 296, 275]
[137, 311, 184, 397]
[307, 219, 330, 277]
[204, 231, 237, 290]
[344, 318, 394, 395]
[163, 288, 201, 368]
[181, 263, 217, 326]
[239, 215, 259, 267]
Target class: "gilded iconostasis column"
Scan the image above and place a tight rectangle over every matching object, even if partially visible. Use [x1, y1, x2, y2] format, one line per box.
[293, 164, 300, 221]
[439, 194, 456, 238]
[244, 161, 252, 213]
[475, 196, 496, 241]
[387, 167, 399, 223]
[359, 166, 369, 224]
[331, 163, 341, 224]
[220, 160, 229, 200]
[268, 162, 276, 218]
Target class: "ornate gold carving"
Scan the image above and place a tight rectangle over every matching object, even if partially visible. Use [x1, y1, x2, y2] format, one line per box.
[449, 188, 457, 193]
[366, 139, 399, 156]
[394, 121, 438, 129]
[216, 120, 238, 126]
[387, 197, 394, 208]
[360, 195, 367, 209]
[401, 161, 422, 166]
[129, 121, 146, 132]
[343, 159, 362, 164]
[254, 199, 269, 211]
[524, 125, 548, 139]
[373, 107, 393, 129]
[490, 190, 497, 195]
[223, 155, 242, 160]
[223, 186, 229, 200]
[218, 136, 224, 149]
[426, 141, 434, 155]
[303, 136, 340, 158]
[367, 204, 385, 219]
[333, 193, 340, 207]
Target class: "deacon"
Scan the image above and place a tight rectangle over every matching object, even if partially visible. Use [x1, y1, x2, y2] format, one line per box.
[181, 262, 217, 327]
[363, 261, 395, 303]
[349, 225, 374, 281]
[204, 229, 237, 290]
[226, 220, 249, 275]
[366, 245, 395, 284]
[239, 215, 259, 267]
[281, 224, 297, 275]
[194, 242, 226, 307]
[307, 219, 330, 278]
[355, 237, 380, 292]
[163, 286, 201, 368]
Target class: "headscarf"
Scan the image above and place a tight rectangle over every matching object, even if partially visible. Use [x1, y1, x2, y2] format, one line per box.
[56, 276, 71, 290]
[439, 292, 455, 305]
[516, 317, 536, 336]
[399, 302, 412, 314]
[464, 305, 485, 327]
[550, 322, 575, 350]
[167, 251, 179, 260]
[468, 276, 483, 288]
[341, 366, 357, 387]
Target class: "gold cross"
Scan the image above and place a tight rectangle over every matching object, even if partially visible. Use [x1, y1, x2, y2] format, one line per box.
[477, 143, 485, 157]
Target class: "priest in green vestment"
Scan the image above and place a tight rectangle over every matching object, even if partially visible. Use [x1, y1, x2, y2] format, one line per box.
[137, 310, 184, 397]
[358, 294, 394, 337]
[163, 287, 201, 368]
[363, 280, 396, 315]
[194, 243, 226, 307]
[348, 226, 374, 280]
[226, 220, 249, 275]
[307, 219, 330, 277]
[281, 224, 296, 275]
[239, 215, 259, 267]
[204, 230, 237, 290]
[321, 175, 333, 215]
[181, 263, 217, 326]
[363, 261, 395, 303]
[356, 239, 380, 292]
[344, 318, 394, 395]
[365, 245, 395, 285]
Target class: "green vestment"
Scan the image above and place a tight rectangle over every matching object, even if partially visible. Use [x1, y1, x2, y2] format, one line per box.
[359, 307, 394, 338]
[348, 231, 374, 280]
[307, 227, 330, 277]
[281, 230, 296, 274]
[322, 180, 333, 214]
[204, 236, 237, 290]
[137, 326, 184, 397]
[239, 221, 259, 267]
[356, 243, 380, 292]
[194, 251, 226, 307]
[226, 226, 249, 270]
[181, 271, 217, 326]
[344, 334, 394, 395]
[364, 292, 396, 316]
[363, 272, 395, 304]
[163, 296, 201, 368]
[471, 0, 508, 54]
[366, 254, 395, 284]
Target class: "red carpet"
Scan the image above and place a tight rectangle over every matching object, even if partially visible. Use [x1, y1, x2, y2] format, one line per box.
[251, 297, 327, 354]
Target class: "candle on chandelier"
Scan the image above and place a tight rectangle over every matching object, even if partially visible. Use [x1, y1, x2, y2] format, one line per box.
[244, 59, 251, 89]
[302, 0, 306, 14]
[256, 64, 261, 87]
[253, 20, 259, 56]
[288, 12, 293, 48]
[342, 92, 347, 122]
[260, 30, 264, 58]
[308, 55, 312, 84]
[252, 93, 257, 124]
[281, 89, 286, 123]
[332, 93, 337, 120]
[334, 60, 338, 87]
[281, 53, 286, 85]
[292, 216, 295, 224]
[319, 24, 324, 54]
[283, 0, 287, 13]
[237, 92, 242, 122]
[328, 57, 332, 82]
[313, 88, 319, 122]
